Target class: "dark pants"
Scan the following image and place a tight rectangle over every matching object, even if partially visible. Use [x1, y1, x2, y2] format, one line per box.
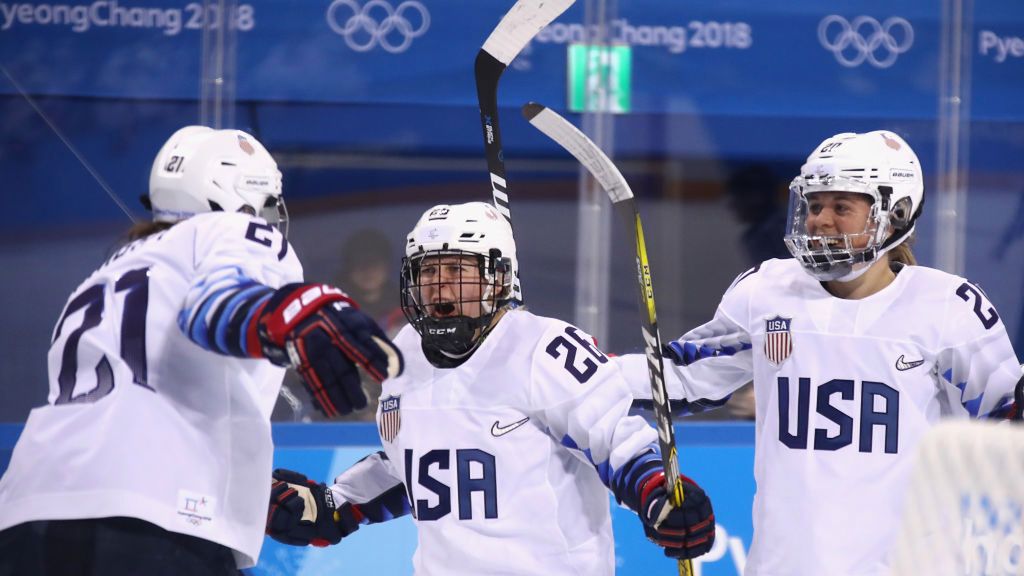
[0, 517, 241, 576]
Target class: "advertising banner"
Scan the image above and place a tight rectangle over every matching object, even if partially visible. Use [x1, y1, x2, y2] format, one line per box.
[1, 0, 1022, 119]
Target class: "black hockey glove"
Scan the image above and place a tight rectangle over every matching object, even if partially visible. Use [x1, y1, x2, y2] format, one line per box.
[639, 471, 716, 559]
[266, 468, 363, 547]
[256, 283, 403, 417]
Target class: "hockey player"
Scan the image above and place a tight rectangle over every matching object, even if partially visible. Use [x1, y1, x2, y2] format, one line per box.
[264, 202, 716, 574]
[0, 126, 401, 575]
[621, 131, 1022, 575]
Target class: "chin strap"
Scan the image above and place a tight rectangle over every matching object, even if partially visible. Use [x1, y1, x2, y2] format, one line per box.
[419, 310, 508, 368]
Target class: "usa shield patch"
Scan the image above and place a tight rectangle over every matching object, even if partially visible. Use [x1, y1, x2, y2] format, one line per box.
[379, 395, 401, 443]
[764, 316, 793, 366]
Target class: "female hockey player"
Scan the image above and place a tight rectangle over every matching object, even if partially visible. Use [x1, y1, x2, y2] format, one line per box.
[622, 130, 1022, 576]
[265, 201, 716, 574]
[0, 126, 401, 575]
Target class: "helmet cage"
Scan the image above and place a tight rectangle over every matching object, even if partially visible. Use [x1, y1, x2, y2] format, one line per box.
[783, 174, 891, 281]
[400, 249, 513, 361]
[232, 191, 290, 237]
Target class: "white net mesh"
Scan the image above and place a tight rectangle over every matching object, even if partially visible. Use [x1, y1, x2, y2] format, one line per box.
[891, 420, 1024, 576]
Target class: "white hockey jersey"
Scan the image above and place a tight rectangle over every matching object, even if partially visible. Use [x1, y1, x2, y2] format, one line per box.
[621, 258, 1021, 576]
[330, 309, 659, 576]
[0, 212, 301, 568]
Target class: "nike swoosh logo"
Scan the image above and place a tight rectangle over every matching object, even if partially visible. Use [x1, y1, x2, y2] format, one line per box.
[895, 354, 925, 371]
[491, 417, 530, 437]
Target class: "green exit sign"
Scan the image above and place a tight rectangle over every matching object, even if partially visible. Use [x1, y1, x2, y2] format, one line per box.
[568, 44, 632, 114]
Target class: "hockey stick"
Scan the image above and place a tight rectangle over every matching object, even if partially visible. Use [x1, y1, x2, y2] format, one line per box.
[522, 102, 694, 576]
[475, 0, 575, 304]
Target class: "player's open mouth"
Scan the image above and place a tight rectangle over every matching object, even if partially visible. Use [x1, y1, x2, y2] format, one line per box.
[431, 302, 457, 317]
[810, 236, 842, 250]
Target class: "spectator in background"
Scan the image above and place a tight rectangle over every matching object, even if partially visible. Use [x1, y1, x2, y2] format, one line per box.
[332, 228, 404, 421]
[336, 228, 405, 337]
[725, 163, 790, 265]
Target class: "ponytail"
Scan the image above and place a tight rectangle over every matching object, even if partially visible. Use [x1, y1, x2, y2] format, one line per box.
[888, 234, 917, 266]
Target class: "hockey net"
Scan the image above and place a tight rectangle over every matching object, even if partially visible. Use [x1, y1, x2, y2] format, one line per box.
[890, 420, 1024, 576]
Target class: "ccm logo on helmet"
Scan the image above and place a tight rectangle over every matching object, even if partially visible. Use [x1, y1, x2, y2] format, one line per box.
[427, 327, 458, 335]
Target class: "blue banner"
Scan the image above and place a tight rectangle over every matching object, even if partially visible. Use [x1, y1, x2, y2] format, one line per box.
[1, 0, 1022, 119]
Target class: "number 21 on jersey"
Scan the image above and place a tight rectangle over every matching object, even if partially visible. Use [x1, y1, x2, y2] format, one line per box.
[51, 267, 153, 405]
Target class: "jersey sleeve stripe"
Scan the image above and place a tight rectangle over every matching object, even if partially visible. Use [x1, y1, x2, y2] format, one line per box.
[609, 444, 663, 512]
[179, 266, 274, 358]
[237, 292, 273, 356]
[212, 283, 272, 355]
[665, 340, 753, 366]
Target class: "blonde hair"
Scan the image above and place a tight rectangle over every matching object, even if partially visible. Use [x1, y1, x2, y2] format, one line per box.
[888, 235, 917, 266]
[122, 220, 175, 242]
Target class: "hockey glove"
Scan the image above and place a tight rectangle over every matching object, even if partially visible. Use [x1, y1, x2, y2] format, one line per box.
[639, 471, 716, 559]
[266, 468, 363, 547]
[255, 283, 403, 417]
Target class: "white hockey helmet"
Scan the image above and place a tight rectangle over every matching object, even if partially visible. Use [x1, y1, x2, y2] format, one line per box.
[146, 126, 286, 232]
[400, 202, 520, 366]
[784, 130, 924, 281]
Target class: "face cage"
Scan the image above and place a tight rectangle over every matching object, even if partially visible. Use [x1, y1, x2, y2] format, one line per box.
[400, 250, 512, 356]
[263, 197, 289, 238]
[237, 197, 289, 238]
[783, 176, 891, 280]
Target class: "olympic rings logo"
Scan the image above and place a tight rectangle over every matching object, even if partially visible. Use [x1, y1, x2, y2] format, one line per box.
[818, 15, 914, 69]
[326, 0, 430, 54]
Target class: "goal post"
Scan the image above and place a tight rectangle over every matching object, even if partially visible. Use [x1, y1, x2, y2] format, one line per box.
[890, 420, 1024, 576]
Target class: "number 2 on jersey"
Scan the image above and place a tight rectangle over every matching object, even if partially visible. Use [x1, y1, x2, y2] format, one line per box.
[956, 282, 999, 329]
[52, 267, 152, 404]
[545, 326, 609, 383]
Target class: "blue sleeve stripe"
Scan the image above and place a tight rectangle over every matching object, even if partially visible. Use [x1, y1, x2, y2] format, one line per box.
[632, 396, 731, 417]
[235, 291, 273, 354]
[666, 340, 752, 366]
[950, 378, 985, 416]
[188, 285, 236, 351]
[181, 271, 271, 357]
[357, 482, 412, 525]
[609, 444, 663, 511]
[212, 283, 269, 354]
[559, 434, 580, 452]
[963, 393, 985, 417]
[612, 448, 660, 491]
[985, 395, 1015, 419]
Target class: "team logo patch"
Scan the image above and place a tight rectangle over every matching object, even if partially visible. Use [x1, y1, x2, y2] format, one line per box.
[764, 316, 793, 366]
[882, 132, 902, 150]
[379, 395, 401, 442]
[237, 135, 255, 155]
